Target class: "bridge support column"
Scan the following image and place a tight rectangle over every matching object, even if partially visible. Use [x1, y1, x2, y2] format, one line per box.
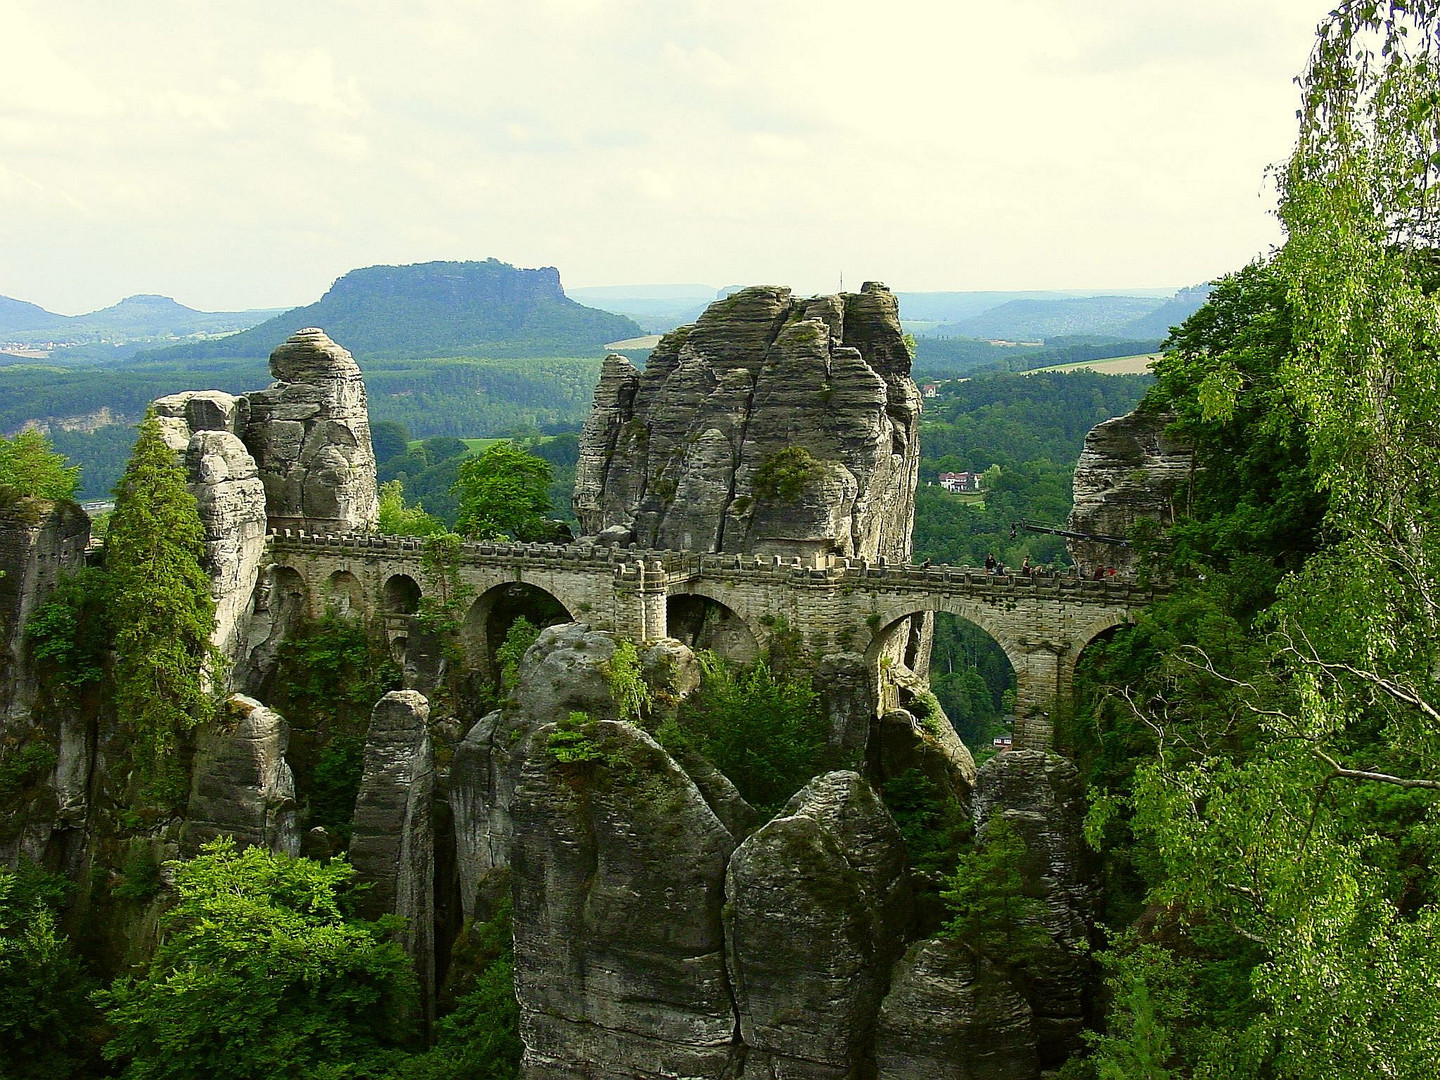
[611, 559, 669, 643]
[1011, 639, 1072, 751]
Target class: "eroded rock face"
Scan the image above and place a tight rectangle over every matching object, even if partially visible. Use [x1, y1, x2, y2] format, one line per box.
[973, 750, 1099, 1066]
[450, 623, 621, 918]
[575, 283, 921, 561]
[875, 935, 1038, 1080]
[349, 690, 435, 1016]
[1067, 407, 1191, 578]
[0, 499, 90, 723]
[185, 431, 268, 678]
[152, 390, 244, 453]
[245, 328, 378, 534]
[725, 770, 913, 1079]
[868, 708, 976, 811]
[512, 719, 740, 1080]
[181, 694, 299, 857]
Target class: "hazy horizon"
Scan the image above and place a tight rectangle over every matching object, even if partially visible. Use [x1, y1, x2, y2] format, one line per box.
[2, 1, 1330, 315]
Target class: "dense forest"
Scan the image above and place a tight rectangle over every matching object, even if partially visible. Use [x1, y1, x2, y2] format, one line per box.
[1, 354, 605, 500]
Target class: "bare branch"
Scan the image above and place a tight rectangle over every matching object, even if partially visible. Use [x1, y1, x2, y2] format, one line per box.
[1312, 747, 1440, 790]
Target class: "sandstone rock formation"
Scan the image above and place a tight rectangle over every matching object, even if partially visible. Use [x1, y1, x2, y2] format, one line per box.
[245, 328, 378, 534]
[867, 707, 977, 811]
[185, 431, 268, 677]
[152, 328, 379, 539]
[450, 623, 622, 918]
[0, 499, 89, 722]
[875, 935, 1038, 1080]
[511, 718, 740, 1080]
[725, 770, 913, 1079]
[349, 690, 436, 1018]
[1067, 407, 1191, 578]
[973, 750, 1099, 1066]
[148, 329, 379, 682]
[152, 390, 244, 453]
[181, 694, 300, 857]
[575, 284, 921, 561]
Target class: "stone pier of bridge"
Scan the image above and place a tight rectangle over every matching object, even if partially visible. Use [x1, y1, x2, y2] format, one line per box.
[263, 533, 1158, 749]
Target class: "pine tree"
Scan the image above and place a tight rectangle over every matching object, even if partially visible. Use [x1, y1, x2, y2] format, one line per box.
[107, 412, 216, 807]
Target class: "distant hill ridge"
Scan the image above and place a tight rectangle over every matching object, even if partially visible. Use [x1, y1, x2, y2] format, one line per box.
[144, 259, 644, 363]
[0, 293, 282, 341]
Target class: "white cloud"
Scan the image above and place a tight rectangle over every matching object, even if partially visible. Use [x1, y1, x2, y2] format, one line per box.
[0, 0, 1334, 312]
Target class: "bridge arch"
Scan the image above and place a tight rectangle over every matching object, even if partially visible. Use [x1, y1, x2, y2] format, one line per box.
[383, 573, 422, 616]
[266, 563, 310, 622]
[462, 581, 574, 680]
[863, 603, 1021, 733]
[665, 590, 761, 663]
[863, 598, 1026, 676]
[324, 570, 364, 617]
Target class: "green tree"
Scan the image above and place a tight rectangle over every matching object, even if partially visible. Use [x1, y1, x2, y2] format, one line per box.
[377, 479, 446, 537]
[371, 420, 411, 465]
[96, 839, 417, 1080]
[106, 411, 217, 805]
[0, 865, 100, 1080]
[1088, 7, 1440, 1075]
[0, 429, 80, 505]
[941, 817, 1048, 959]
[453, 441, 554, 541]
[667, 655, 828, 815]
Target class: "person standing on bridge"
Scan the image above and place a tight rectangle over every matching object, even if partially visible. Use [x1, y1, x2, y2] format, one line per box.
[985, 553, 997, 575]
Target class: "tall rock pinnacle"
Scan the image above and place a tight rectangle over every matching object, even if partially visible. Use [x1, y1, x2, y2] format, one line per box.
[574, 283, 921, 560]
[244, 328, 379, 534]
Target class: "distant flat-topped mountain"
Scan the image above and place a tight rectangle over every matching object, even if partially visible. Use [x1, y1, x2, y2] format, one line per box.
[147, 259, 644, 363]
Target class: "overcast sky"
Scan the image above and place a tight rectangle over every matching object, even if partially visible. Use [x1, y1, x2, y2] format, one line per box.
[2, 1, 1329, 314]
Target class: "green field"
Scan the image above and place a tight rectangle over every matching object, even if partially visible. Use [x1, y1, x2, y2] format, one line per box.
[1026, 352, 1158, 375]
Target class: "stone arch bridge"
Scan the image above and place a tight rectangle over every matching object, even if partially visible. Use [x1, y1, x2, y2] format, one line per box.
[266, 531, 1163, 749]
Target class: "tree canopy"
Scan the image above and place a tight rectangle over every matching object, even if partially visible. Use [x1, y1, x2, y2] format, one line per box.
[1079, 5, 1440, 1075]
[106, 412, 217, 806]
[453, 441, 555, 542]
[0, 429, 80, 505]
[96, 839, 417, 1080]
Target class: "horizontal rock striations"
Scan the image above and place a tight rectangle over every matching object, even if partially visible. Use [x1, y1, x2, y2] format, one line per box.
[181, 694, 300, 857]
[575, 283, 921, 560]
[245, 328, 378, 534]
[875, 935, 1038, 1080]
[1067, 407, 1191, 578]
[151, 328, 379, 538]
[148, 328, 378, 685]
[512, 718, 740, 1080]
[725, 770, 913, 1079]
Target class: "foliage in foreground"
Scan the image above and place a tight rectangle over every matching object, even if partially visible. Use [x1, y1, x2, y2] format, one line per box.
[0, 864, 100, 1080]
[106, 412, 217, 807]
[96, 839, 417, 1080]
[666, 653, 828, 815]
[1075, 5, 1440, 1075]
[0, 429, 81, 505]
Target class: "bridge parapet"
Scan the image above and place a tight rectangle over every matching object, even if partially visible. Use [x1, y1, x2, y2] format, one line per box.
[263, 530, 1166, 750]
[268, 530, 1165, 604]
